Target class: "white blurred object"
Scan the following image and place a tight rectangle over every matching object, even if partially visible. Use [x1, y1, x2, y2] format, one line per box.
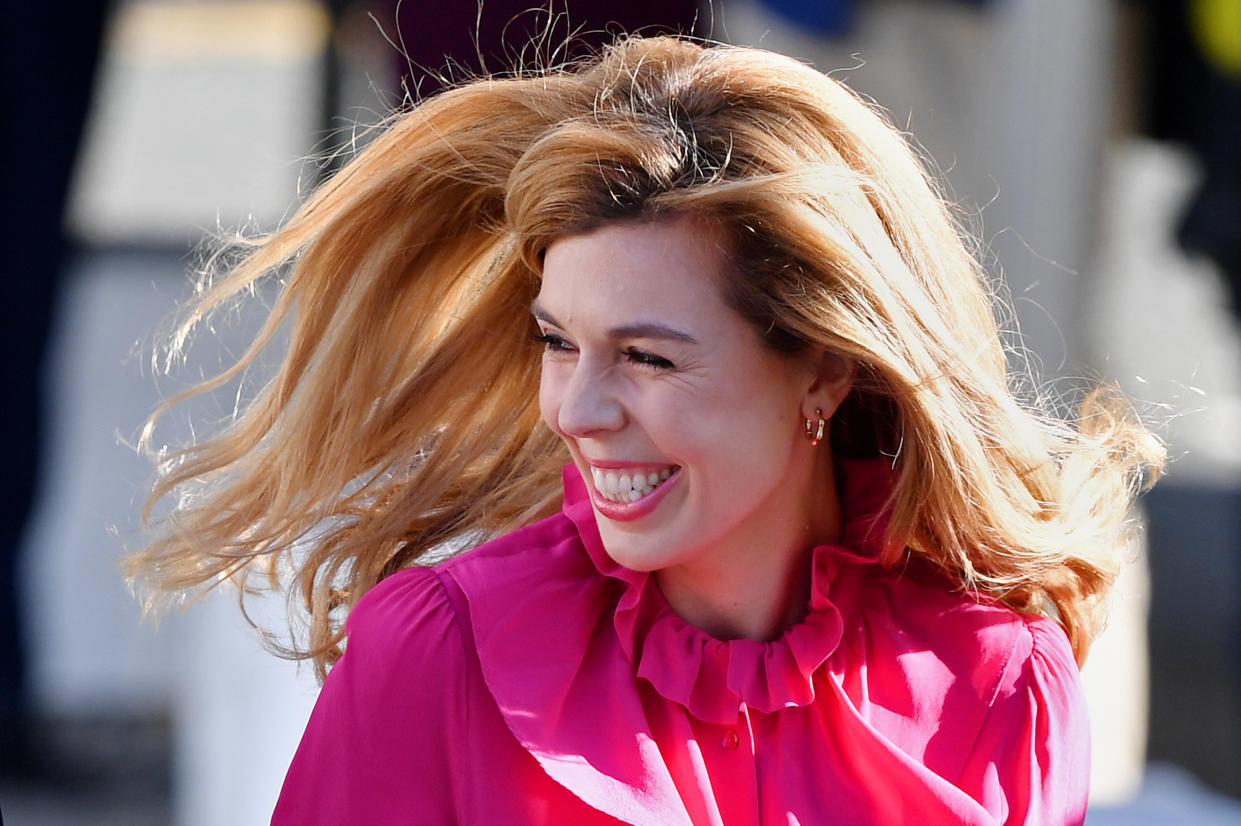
[67, 0, 330, 243]
[1081, 529, 1151, 804]
[174, 591, 318, 826]
[1090, 139, 1241, 486]
[23, 258, 186, 714]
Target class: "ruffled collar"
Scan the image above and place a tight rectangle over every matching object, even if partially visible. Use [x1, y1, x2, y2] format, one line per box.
[559, 458, 894, 725]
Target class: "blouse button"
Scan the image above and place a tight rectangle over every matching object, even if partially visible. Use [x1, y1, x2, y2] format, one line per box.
[721, 729, 740, 751]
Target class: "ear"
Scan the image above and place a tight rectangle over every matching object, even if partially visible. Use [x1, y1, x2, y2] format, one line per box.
[802, 349, 856, 421]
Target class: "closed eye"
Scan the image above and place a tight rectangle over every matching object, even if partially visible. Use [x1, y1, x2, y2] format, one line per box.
[533, 331, 575, 353]
[624, 348, 675, 370]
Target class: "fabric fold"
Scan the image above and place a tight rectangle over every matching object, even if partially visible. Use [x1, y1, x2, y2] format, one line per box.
[561, 458, 893, 724]
[449, 459, 900, 819]
[436, 457, 1085, 825]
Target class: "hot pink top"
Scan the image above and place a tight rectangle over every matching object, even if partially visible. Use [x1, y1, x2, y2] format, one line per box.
[273, 461, 1089, 825]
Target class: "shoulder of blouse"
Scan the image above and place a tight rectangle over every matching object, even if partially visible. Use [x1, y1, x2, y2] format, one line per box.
[343, 564, 466, 665]
[958, 613, 1090, 825]
[848, 562, 1075, 704]
[275, 566, 471, 824]
[344, 506, 581, 649]
[850, 567, 1088, 823]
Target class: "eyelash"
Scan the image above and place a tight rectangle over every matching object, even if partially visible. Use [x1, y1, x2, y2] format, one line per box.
[532, 332, 675, 370]
[532, 331, 572, 352]
[623, 348, 675, 370]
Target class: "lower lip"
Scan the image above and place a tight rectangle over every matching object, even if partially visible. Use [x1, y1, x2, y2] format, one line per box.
[590, 468, 681, 522]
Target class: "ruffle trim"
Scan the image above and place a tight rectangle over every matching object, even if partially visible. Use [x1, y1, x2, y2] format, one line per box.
[559, 458, 894, 725]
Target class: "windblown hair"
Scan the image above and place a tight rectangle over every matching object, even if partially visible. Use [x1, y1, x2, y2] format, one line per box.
[128, 36, 1163, 676]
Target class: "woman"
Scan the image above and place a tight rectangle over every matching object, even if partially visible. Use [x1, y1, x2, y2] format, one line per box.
[129, 36, 1163, 824]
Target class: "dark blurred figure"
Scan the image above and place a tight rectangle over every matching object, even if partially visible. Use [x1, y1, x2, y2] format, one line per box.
[0, 0, 111, 778]
[391, 1, 704, 97]
[1138, 0, 1241, 319]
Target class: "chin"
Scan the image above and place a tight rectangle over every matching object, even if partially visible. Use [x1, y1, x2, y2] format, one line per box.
[594, 526, 682, 573]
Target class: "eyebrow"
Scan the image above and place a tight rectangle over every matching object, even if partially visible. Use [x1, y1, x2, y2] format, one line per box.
[530, 302, 699, 344]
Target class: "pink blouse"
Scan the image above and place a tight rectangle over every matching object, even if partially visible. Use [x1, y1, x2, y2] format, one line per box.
[273, 461, 1090, 825]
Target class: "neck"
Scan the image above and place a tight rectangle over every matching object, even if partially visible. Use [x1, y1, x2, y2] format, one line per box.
[654, 545, 816, 641]
[654, 451, 843, 642]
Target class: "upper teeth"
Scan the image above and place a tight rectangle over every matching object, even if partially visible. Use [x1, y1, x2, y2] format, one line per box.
[591, 466, 674, 503]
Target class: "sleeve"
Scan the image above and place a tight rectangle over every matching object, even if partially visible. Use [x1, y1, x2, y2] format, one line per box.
[954, 618, 1091, 826]
[271, 568, 468, 825]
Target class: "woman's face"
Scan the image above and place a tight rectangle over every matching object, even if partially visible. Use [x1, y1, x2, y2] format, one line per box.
[534, 215, 843, 578]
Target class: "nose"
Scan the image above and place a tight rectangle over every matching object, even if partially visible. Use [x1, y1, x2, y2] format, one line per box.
[554, 360, 626, 438]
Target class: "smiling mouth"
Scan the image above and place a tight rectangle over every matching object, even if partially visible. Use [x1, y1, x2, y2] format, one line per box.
[590, 465, 678, 503]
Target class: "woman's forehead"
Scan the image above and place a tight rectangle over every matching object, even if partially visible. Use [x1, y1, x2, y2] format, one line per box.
[533, 216, 747, 336]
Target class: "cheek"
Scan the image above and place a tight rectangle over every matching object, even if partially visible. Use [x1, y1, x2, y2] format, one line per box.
[681, 384, 801, 475]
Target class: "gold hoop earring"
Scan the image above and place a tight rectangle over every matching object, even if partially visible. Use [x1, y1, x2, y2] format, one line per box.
[804, 408, 827, 447]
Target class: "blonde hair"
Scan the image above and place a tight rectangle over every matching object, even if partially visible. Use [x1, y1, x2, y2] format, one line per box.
[128, 36, 1163, 676]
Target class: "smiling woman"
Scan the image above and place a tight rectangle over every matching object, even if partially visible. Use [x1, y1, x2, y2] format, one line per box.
[535, 216, 853, 641]
[127, 36, 1163, 825]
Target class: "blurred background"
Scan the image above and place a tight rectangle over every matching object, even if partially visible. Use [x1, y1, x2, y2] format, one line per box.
[1, 0, 1240, 823]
